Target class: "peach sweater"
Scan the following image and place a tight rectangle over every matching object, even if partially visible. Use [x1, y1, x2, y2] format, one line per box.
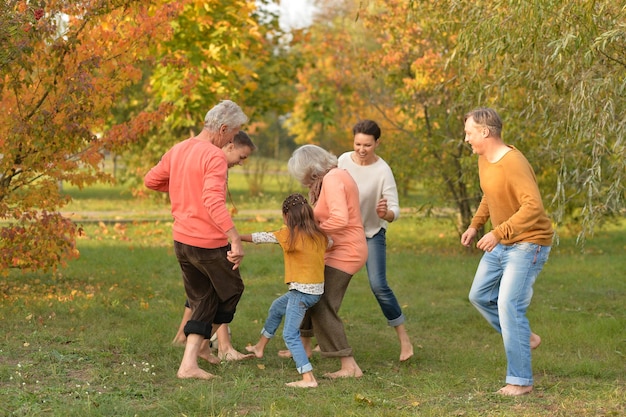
[144, 138, 234, 249]
[314, 168, 367, 275]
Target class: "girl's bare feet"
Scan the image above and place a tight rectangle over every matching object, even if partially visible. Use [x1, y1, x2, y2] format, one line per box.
[530, 332, 542, 349]
[497, 384, 533, 396]
[245, 344, 264, 358]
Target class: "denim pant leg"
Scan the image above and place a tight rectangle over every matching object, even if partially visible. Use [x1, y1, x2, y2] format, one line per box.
[469, 243, 551, 386]
[282, 291, 321, 374]
[499, 243, 550, 386]
[468, 246, 504, 333]
[261, 293, 290, 339]
[366, 229, 404, 326]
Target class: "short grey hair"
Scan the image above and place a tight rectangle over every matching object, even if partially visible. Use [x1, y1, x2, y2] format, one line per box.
[288, 145, 338, 187]
[204, 100, 249, 132]
[464, 107, 502, 138]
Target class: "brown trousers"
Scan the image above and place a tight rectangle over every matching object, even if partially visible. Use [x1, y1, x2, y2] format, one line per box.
[174, 241, 244, 338]
[300, 265, 354, 357]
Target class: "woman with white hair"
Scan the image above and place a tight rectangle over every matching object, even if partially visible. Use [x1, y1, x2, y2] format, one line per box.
[285, 144, 368, 378]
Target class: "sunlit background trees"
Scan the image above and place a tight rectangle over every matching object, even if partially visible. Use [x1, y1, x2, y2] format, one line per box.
[1, 0, 624, 272]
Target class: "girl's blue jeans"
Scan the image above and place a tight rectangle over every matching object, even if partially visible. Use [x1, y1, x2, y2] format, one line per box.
[468, 242, 551, 386]
[366, 228, 405, 326]
[261, 290, 321, 374]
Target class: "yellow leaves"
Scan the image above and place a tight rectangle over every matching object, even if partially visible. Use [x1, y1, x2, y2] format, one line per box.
[1, 276, 98, 304]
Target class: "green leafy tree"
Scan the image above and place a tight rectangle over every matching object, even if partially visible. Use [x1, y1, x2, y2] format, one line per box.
[448, 0, 626, 241]
[122, 0, 299, 187]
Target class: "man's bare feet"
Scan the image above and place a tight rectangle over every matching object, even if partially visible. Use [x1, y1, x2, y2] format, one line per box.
[245, 344, 264, 359]
[530, 332, 542, 349]
[497, 384, 533, 396]
[176, 367, 216, 380]
[323, 367, 363, 379]
[286, 379, 318, 388]
[218, 348, 254, 361]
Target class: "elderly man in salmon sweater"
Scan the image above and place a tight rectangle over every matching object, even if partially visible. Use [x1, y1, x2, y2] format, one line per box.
[144, 100, 249, 380]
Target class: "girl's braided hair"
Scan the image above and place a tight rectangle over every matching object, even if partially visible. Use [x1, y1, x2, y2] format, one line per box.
[281, 193, 327, 252]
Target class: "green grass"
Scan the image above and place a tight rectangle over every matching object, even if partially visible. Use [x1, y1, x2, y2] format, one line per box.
[1, 180, 625, 416]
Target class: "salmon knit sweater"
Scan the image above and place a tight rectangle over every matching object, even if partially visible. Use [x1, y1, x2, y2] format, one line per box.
[144, 138, 234, 249]
[314, 168, 368, 275]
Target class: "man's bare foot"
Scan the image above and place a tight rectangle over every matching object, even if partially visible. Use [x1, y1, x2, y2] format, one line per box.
[400, 343, 414, 362]
[245, 344, 264, 359]
[323, 367, 363, 379]
[530, 332, 542, 349]
[286, 379, 318, 388]
[218, 348, 254, 361]
[176, 367, 216, 380]
[497, 384, 533, 396]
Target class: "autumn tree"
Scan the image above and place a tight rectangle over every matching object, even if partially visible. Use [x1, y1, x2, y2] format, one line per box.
[0, 0, 177, 272]
[288, 0, 625, 241]
[286, 0, 476, 227]
[121, 0, 302, 192]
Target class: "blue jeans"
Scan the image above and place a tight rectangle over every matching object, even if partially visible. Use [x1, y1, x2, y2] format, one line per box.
[469, 242, 551, 386]
[366, 228, 405, 326]
[261, 290, 321, 374]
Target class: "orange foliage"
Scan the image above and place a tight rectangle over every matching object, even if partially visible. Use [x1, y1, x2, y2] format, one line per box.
[0, 0, 178, 272]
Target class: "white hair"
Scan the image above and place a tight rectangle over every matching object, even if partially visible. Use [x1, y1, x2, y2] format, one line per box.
[203, 100, 248, 132]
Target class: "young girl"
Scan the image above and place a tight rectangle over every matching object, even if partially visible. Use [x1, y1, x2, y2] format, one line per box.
[243, 193, 329, 388]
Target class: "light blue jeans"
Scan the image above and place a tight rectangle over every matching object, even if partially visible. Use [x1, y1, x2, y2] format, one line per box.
[469, 242, 551, 386]
[261, 290, 321, 374]
[366, 228, 405, 327]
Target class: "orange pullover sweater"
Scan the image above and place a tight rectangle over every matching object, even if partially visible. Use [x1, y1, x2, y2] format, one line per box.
[470, 146, 553, 246]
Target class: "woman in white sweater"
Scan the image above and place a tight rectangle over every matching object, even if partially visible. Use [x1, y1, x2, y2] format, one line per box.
[338, 119, 414, 362]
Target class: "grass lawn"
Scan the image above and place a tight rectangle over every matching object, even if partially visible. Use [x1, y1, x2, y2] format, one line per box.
[1, 181, 624, 416]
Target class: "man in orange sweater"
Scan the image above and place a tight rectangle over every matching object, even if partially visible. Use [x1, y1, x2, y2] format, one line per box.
[145, 100, 248, 380]
[461, 108, 553, 396]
